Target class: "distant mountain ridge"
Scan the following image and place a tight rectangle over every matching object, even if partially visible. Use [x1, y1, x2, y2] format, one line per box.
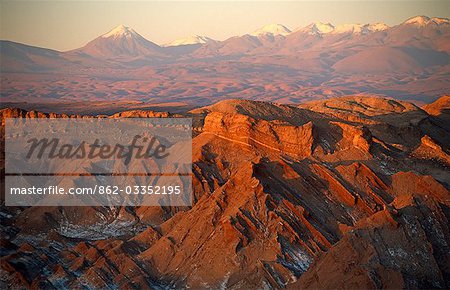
[4, 15, 449, 52]
[2, 15, 449, 56]
[1, 15, 449, 105]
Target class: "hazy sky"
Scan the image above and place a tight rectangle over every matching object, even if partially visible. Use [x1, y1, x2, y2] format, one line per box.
[1, 1, 449, 51]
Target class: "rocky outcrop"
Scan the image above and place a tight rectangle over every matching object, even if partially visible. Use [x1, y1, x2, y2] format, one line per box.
[0, 107, 170, 126]
[330, 121, 373, 153]
[202, 111, 314, 158]
[411, 135, 450, 166]
[0, 108, 73, 125]
[110, 110, 170, 118]
[422, 95, 450, 116]
[299, 96, 421, 119]
[291, 192, 449, 289]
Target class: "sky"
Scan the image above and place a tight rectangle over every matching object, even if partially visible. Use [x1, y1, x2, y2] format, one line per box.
[1, 0, 449, 51]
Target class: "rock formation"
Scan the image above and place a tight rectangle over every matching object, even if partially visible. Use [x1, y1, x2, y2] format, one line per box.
[1, 96, 449, 289]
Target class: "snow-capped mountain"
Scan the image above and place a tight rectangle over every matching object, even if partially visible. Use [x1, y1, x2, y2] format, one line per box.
[1, 15, 449, 108]
[332, 23, 389, 34]
[3, 15, 449, 69]
[101, 25, 140, 39]
[295, 21, 389, 36]
[250, 24, 291, 37]
[164, 35, 215, 47]
[403, 15, 450, 26]
[295, 22, 335, 35]
[75, 25, 162, 59]
[361, 23, 390, 33]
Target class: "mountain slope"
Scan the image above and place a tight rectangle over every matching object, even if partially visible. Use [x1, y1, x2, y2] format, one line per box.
[0, 41, 73, 72]
[332, 46, 450, 73]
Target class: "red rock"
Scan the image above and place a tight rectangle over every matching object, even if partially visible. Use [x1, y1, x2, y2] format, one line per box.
[1, 96, 449, 289]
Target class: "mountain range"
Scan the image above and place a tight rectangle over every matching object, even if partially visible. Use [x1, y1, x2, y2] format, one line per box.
[1, 15, 449, 109]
